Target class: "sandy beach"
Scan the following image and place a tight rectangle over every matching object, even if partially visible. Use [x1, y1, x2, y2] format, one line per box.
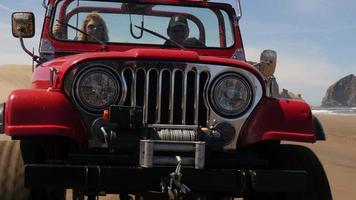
[0, 65, 31, 102]
[0, 65, 355, 199]
[0, 65, 31, 141]
[302, 114, 356, 200]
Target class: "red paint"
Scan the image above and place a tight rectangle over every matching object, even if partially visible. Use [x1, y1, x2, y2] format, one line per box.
[31, 64, 53, 89]
[261, 131, 316, 143]
[35, 49, 265, 92]
[238, 97, 315, 147]
[4, 89, 85, 144]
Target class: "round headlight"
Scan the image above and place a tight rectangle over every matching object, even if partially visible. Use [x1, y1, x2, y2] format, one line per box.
[74, 67, 121, 113]
[209, 73, 253, 118]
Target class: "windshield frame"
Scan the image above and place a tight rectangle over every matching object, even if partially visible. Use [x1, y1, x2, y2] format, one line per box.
[49, 0, 237, 50]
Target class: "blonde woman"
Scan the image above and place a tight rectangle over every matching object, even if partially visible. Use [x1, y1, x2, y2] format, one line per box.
[78, 13, 109, 42]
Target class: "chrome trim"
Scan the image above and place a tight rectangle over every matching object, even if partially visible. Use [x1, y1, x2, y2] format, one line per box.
[144, 69, 153, 124]
[156, 69, 170, 123]
[49, 67, 59, 88]
[156, 70, 162, 123]
[131, 68, 136, 107]
[75, 62, 212, 126]
[71, 61, 263, 150]
[147, 124, 198, 130]
[196, 64, 263, 150]
[169, 69, 177, 124]
[140, 140, 205, 169]
[208, 72, 253, 118]
[182, 69, 188, 124]
[203, 73, 211, 125]
[119, 69, 128, 105]
[194, 71, 200, 125]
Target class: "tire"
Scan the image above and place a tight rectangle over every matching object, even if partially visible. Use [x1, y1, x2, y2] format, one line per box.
[197, 195, 233, 200]
[20, 137, 77, 200]
[246, 144, 332, 200]
[136, 193, 232, 200]
[0, 140, 29, 200]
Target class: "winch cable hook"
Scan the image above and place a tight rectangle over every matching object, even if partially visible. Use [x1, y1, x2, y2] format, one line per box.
[163, 156, 191, 200]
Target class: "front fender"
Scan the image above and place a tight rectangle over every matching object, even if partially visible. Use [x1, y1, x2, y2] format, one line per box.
[312, 115, 326, 140]
[238, 97, 316, 147]
[4, 89, 85, 144]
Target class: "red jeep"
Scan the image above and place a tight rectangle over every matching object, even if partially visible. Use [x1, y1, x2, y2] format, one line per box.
[1, 0, 332, 199]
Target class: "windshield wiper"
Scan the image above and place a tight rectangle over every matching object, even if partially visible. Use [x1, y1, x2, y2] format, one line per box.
[55, 19, 108, 51]
[134, 25, 186, 50]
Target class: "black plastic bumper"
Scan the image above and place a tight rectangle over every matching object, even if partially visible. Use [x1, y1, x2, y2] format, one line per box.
[25, 164, 308, 195]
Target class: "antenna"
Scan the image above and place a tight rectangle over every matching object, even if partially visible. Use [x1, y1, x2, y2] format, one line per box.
[237, 0, 242, 20]
[42, 0, 48, 9]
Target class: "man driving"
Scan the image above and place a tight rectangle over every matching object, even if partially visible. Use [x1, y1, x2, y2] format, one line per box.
[165, 15, 204, 47]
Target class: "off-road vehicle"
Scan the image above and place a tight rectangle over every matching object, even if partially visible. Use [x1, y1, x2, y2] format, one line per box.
[0, 0, 332, 199]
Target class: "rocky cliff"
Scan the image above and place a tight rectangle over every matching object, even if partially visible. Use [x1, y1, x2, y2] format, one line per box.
[322, 74, 356, 107]
[279, 88, 303, 100]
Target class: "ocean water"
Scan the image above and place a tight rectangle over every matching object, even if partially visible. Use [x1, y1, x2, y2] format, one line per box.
[312, 106, 356, 116]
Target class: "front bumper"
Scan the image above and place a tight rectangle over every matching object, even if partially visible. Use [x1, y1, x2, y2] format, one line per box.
[25, 164, 308, 195]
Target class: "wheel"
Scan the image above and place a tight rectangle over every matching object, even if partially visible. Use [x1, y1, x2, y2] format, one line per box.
[72, 189, 84, 200]
[245, 144, 332, 200]
[20, 136, 78, 200]
[0, 140, 29, 200]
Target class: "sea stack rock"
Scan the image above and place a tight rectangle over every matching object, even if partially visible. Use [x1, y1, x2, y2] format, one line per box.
[279, 88, 303, 100]
[321, 74, 356, 107]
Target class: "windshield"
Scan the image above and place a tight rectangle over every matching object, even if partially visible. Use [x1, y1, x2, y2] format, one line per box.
[52, 0, 235, 48]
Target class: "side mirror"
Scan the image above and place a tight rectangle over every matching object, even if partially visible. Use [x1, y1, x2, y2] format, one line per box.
[259, 50, 277, 77]
[12, 12, 35, 38]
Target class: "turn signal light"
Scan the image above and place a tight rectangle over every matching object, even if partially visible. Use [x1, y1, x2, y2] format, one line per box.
[103, 109, 109, 121]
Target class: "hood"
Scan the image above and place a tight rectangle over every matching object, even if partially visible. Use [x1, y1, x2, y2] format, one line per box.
[33, 48, 263, 89]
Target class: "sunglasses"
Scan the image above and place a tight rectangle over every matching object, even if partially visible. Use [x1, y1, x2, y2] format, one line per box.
[87, 24, 103, 31]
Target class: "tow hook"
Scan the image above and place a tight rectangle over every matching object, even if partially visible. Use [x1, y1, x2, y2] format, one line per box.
[100, 126, 118, 152]
[161, 156, 191, 200]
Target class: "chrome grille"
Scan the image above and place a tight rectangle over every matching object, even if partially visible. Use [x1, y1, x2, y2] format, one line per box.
[121, 66, 209, 126]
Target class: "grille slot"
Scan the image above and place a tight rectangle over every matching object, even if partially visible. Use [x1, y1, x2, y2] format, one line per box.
[122, 67, 209, 127]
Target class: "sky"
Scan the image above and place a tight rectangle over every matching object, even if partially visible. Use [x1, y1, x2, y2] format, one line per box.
[0, 0, 355, 106]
